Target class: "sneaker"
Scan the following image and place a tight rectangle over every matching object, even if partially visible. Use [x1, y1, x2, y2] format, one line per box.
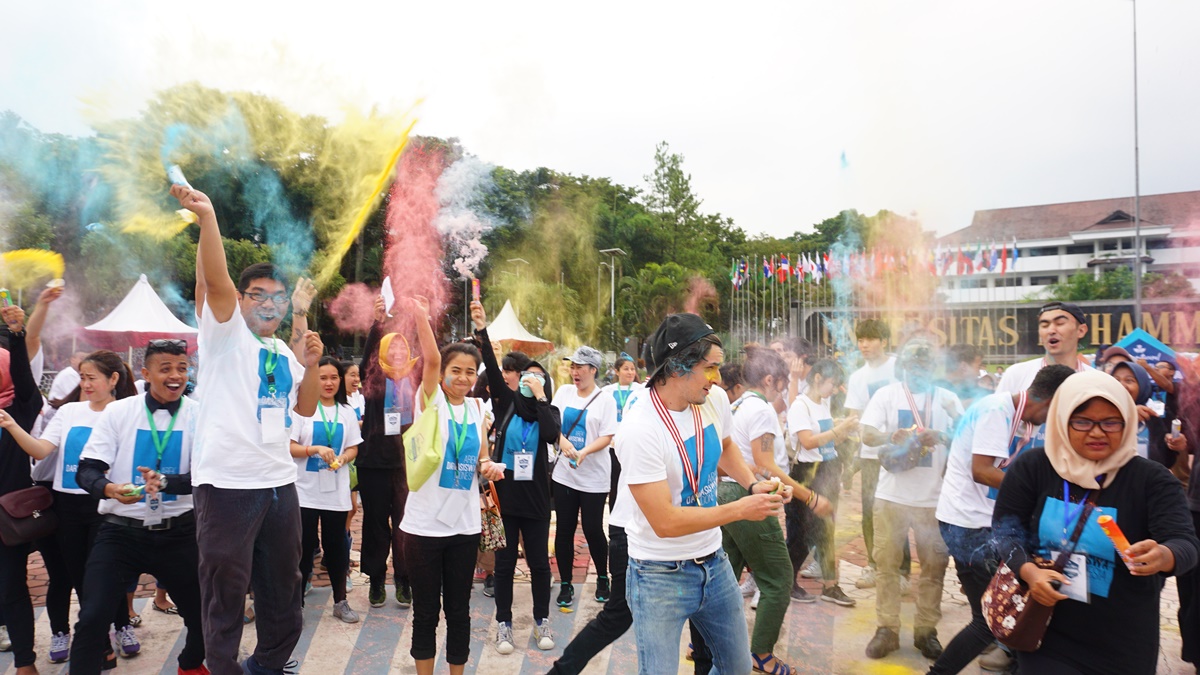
[789, 584, 817, 603]
[800, 559, 823, 579]
[346, 575, 353, 593]
[395, 584, 413, 607]
[979, 643, 1015, 672]
[751, 588, 761, 610]
[556, 583, 574, 607]
[333, 600, 360, 624]
[243, 600, 255, 624]
[855, 566, 877, 589]
[116, 625, 141, 657]
[595, 576, 610, 603]
[49, 631, 70, 663]
[865, 627, 900, 659]
[369, 578, 386, 608]
[0, 625, 10, 652]
[241, 656, 300, 674]
[304, 581, 312, 596]
[178, 665, 211, 675]
[914, 628, 943, 659]
[483, 574, 495, 598]
[534, 618, 556, 650]
[820, 585, 856, 607]
[899, 575, 911, 595]
[739, 574, 758, 597]
[495, 621, 515, 655]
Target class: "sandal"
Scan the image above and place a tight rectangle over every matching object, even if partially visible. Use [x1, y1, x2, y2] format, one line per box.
[752, 653, 794, 675]
[128, 613, 142, 627]
[152, 602, 179, 615]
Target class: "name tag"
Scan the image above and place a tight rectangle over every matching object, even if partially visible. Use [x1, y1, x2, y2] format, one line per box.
[514, 450, 534, 481]
[260, 403, 287, 444]
[318, 466, 338, 492]
[143, 492, 164, 527]
[385, 407, 402, 436]
[1060, 552, 1090, 603]
[436, 490, 470, 527]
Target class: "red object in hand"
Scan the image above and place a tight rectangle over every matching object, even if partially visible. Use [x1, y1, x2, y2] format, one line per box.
[1097, 515, 1134, 566]
[472, 279, 481, 300]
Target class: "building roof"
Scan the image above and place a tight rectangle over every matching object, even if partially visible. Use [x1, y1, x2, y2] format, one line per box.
[938, 190, 1200, 245]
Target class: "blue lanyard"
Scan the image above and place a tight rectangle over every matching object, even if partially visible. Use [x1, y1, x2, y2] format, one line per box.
[517, 417, 537, 452]
[1062, 479, 1091, 542]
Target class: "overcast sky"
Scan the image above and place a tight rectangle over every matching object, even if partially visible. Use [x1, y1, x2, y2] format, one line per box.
[2, 0, 1198, 238]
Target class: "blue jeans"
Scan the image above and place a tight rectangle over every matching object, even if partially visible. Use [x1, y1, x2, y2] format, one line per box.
[627, 548, 751, 675]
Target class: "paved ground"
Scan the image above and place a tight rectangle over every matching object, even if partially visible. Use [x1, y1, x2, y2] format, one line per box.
[2, 471, 1192, 674]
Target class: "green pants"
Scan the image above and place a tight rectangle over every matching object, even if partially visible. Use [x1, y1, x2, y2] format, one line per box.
[717, 481, 793, 655]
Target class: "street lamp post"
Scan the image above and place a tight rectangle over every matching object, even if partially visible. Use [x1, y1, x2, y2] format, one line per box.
[598, 248, 627, 318]
[1132, 0, 1143, 328]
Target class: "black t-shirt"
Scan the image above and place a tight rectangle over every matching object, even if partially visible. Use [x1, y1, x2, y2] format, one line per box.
[1, 333, 44, 495]
[355, 322, 406, 470]
[993, 448, 1199, 674]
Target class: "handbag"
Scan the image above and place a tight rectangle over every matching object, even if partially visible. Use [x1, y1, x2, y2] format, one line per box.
[403, 392, 444, 491]
[479, 480, 506, 552]
[0, 485, 58, 546]
[982, 501, 1094, 652]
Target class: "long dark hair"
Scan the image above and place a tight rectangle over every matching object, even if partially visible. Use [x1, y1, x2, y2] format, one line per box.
[741, 345, 789, 390]
[318, 355, 349, 406]
[52, 350, 136, 409]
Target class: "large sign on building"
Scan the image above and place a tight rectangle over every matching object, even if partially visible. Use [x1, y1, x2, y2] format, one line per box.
[798, 299, 1200, 361]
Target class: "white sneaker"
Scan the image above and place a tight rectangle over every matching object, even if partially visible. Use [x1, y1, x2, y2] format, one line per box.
[739, 574, 758, 597]
[534, 618, 556, 650]
[800, 559, 823, 579]
[333, 600, 360, 624]
[855, 566, 877, 589]
[2, 625, 14, 651]
[899, 575, 911, 595]
[495, 621, 515, 655]
[751, 588, 761, 610]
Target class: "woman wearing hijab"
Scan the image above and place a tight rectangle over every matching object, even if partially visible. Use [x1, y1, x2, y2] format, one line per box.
[992, 370, 1199, 674]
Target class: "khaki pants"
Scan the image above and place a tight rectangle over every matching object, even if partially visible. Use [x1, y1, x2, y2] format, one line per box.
[873, 498, 948, 631]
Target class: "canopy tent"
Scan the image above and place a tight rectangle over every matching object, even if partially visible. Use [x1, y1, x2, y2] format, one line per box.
[487, 300, 554, 356]
[84, 274, 198, 353]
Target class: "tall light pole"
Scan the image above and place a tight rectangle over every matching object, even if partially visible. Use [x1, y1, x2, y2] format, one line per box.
[599, 248, 627, 318]
[1132, 0, 1143, 328]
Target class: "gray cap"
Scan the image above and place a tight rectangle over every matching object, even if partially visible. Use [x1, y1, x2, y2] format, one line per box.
[564, 346, 603, 370]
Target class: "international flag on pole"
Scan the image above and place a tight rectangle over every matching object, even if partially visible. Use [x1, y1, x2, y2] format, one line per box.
[763, 256, 774, 280]
[777, 255, 791, 284]
[1010, 238, 1019, 270]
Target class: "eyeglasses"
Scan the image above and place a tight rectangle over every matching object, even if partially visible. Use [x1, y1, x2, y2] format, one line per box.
[1068, 418, 1125, 433]
[145, 339, 188, 355]
[243, 291, 290, 306]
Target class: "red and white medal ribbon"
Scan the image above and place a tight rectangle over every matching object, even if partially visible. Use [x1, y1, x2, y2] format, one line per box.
[999, 391, 1032, 469]
[901, 383, 932, 432]
[649, 387, 705, 503]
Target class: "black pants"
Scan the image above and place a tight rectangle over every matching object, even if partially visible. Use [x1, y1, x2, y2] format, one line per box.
[1016, 651, 1085, 674]
[549, 525, 630, 675]
[553, 482, 608, 583]
[494, 514, 551, 623]
[44, 492, 129, 636]
[194, 484, 303, 675]
[300, 508, 349, 604]
[928, 522, 997, 675]
[405, 532, 479, 665]
[69, 518, 205, 674]
[357, 466, 409, 586]
[1179, 509, 1200, 666]
[0, 542, 35, 668]
[789, 460, 842, 581]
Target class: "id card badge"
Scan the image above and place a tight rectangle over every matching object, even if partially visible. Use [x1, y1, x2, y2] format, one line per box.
[143, 493, 164, 527]
[259, 400, 287, 444]
[318, 466, 338, 492]
[1060, 552, 1090, 603]
[436, 490, 468, 527]
[513, 450, 534, 481]
[385, 407, 402, 436]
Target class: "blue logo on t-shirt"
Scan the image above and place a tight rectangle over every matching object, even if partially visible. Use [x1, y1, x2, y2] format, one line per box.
[681, 423, 722, 508]
[612, 389, 633, 423]
[1037, 498, 1118, 599]
[897, 410, 934, 468]
[305, 418, 345, 471]
[562, 408, 588, 451]
[385, 379, 416, 426]
[501, 416, 538, 466]
[61, 426, 93, 490]
[133, 428, 182, 502]
[438, 417, 480, 491]
[817, 419, 837, 461]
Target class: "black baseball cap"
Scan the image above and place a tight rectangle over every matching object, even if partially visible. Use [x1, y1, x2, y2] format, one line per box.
[1038, 301, 1086, 325]
[643, 313, 717, 380]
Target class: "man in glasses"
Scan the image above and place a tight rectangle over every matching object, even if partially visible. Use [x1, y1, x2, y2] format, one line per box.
[172, 185, 323, 675]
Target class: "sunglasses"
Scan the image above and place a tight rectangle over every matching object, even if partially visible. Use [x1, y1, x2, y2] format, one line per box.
[146, 338, 188, 355]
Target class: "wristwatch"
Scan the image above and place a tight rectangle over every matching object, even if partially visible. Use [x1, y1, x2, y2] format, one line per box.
[537, 396, 549, 404]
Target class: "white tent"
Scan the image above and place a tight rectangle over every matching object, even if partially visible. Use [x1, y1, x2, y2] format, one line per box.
[487, 300, 553, 356]
[84, 274, 197, 352]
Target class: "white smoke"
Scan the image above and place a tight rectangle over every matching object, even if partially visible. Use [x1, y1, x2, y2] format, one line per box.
[433, 155, 496, 279]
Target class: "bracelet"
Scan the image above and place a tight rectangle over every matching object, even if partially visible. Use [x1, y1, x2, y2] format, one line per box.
[749, 480, 765, 494]
[807, 490, 818, 509]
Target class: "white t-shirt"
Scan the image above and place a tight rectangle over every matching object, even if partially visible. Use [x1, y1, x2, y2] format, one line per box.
[602, 382, 642, 425]
[844, 357, 897, 459]
[291, 402, 363, 511]
[996, 356, 1093, 394]
[617, 386, 733, 561]
[48, 365, 79, 402]
[728, 393, 786, 481]
[399, 389, 486, 538]
[81, 395, 198, 519]
[861, 382, 963, 508]
[38, 401, 104, 495]
[551, 385, 619, 494]
[935, 393, 1033, 529]
[347, 391, 365, 422]
[194, 304, 307, 489]
[787, 394, 837, 464]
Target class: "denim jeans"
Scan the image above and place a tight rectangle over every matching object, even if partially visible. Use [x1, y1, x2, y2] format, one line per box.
[928, 522, 998, 675]
[627, 548, 751, 675]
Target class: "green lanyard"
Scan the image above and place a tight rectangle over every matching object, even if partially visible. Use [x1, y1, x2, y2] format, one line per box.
[318, 404, 339, 455]
[749, 391, 768, 404]
[144, 403, 181, 471]
[254, 334, 279, 396]
[446, 401, 471, 461]
[615, 385, 631, 411]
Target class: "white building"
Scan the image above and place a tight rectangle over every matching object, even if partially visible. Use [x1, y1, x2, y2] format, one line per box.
[937, 191, 1200, 304]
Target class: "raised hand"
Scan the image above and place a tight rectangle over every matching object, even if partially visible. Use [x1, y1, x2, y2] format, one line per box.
[1, 305, 26, 333]
[169, 185, 216, 223]
[302, 331, 323, 369]
[470, 300, 487, 331]
[292, 277, 317, 315]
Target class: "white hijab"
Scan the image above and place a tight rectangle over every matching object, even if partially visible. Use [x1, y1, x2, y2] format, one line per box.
[1044, 370, 1138, 490]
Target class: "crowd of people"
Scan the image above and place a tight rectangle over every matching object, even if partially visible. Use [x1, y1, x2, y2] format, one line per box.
[0, 181, 1196, 675]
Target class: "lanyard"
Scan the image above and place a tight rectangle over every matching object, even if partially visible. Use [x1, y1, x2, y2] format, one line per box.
[1062, 479, 1091, 542]
[318, 404, 339, 453]
[144, 403, 181, 471]
[517, 417, 537, 451]
[649, 387, 705, 502]
[901, 383, 933, 431]
[998, 392, 1032, 469]
[446, 401, 471, 461]
[615, 385, 632, 411]
[254, 334, 279, 395]
[748, 390, 768, 404]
